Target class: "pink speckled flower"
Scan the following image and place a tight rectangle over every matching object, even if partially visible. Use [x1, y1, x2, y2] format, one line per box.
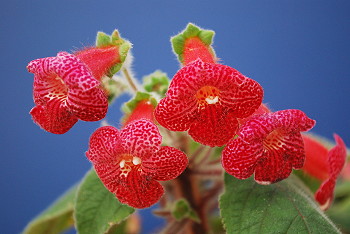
[302, 134, 347, 210]
[27, 52, 108, 134]
[222, 109, 316, 185]
[86, 119, 188, 209]
[155, 59, 263, 147]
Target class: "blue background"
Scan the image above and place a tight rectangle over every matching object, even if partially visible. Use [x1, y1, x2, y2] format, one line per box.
[1, 1, 349, 233]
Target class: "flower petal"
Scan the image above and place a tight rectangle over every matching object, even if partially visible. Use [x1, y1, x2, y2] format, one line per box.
[314, 179, 336, 210]
[55, 52, 100, 91]
[86, 126, 122, 163]
[328, 134, 347, 177]
[254, 150, 293, 184]
[30, 99, 77, 134]
[67, 87, 108, 121]
[142, 146, 188, 181]
[222, 138, 263, 180]
[188, 105, 239, 147]
[155, 95, 197, 131]
[120, 119, 162, 159]
[28, 57, 69, 105]
[94, 162, 122, 194]
[314, 134, 347, 210]
[115, 170, 164, 208]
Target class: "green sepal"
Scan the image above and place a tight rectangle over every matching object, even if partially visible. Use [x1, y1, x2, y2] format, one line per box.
[121, 91, 158, 114]
[172, 199, 200, 223]
[95, 29, 132, 76]
[171, 23, 215, 64]
[142, 70, 170, 96]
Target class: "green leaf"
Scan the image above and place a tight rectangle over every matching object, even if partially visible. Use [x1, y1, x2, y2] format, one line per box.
[23, 185, 78, 234]
[220, 174, 340, 234]
[327, 196, 350, 233]
[74, 169, 134, 234]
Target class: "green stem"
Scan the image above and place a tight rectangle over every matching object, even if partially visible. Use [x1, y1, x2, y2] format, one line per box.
[122, 68, 138, 93]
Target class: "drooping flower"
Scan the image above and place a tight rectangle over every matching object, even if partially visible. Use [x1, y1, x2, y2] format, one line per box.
[86, 119, 188, 209]
[155, 59, 263, 147]
[27, 52, 108, 134]
[222, 109, 316, 184]
[302, 134, 347, 210]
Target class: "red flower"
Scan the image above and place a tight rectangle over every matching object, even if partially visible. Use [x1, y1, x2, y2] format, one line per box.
[86, 119, 188, 208]
[155, 59, 263, 147]
[222, 109, 315, 184]
[27, 52, 108, 134]
[302, 134, 347, 210]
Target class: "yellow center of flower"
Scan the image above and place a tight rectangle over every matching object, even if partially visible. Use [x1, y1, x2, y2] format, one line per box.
[119, 154, 142, 177]
[195, 86, 220, 107]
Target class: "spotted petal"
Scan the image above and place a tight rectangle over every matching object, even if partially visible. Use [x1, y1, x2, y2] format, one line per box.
[67, 86, 108, 121]
[120, 119, 162, 159]
[188, 105, 239, 147]
[86, 126, 122, 163]
[222, 138, 263, 180]
[222, 109, 315, 184]
[30, 99, 78, 134]
[115, 170, 164, 208]
[155, 59, 263, 147]
[142, 146, 188, 181]
[55, 52, 100, 91]
[254, 151, 293, 184]
[155, 96, 197, 131]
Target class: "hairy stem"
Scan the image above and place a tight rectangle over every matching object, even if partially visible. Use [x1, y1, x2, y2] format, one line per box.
[122, 68, 138, 93]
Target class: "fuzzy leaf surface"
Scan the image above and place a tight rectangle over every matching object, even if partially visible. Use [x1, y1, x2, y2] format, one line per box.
[220, 174, 340, 234]
[74, 169, 134, 234]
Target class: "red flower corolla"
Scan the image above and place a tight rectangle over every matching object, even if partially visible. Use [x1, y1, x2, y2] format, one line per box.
[75, 46, 121, 80]
[27, 52, 108, 134]
[155, 59, 263, 147]
[222, 109, 315, 185]
[302, 134, 347, 210]
[86, 119, 188, 208]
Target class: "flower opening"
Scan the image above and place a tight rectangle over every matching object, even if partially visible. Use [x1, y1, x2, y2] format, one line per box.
[222, 109, 316, 184]
[27, 52, 108, 134]
[86, 119, 188, 208]
[155, 59, 263, 147]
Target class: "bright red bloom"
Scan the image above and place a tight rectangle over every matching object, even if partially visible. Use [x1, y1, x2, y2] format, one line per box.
[302, 134, 347, 210]
[86, 119, 188, 208]
[155, 59, 263, 147]
[27, 52, 108, 134]
[222, 109, 315, 184]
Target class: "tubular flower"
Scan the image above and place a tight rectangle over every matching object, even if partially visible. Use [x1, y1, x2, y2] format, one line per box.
[222, 109, 316, 185]
[27, 52, 108, 134]
[86, 119, 188, 209]
[302, 134, 347, 210]
[155, 59, 263, 147]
